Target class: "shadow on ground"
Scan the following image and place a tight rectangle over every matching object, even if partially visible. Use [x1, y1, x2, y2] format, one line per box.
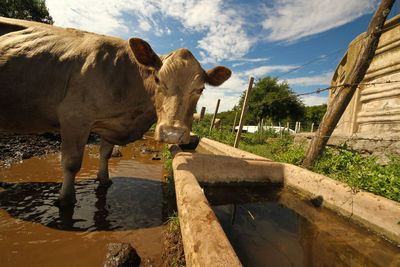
[0, 177, 167, 231]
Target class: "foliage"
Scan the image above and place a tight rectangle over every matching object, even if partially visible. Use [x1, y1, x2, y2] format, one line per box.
[302, 104, 327, 130]
[0, 0, 54, 24]
[313, 147, 400, 202]
[236, 76, 305, 125]
[162, 143, 173, 177]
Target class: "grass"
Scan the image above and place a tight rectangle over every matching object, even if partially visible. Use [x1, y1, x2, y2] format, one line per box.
[192, 119, 400, 202]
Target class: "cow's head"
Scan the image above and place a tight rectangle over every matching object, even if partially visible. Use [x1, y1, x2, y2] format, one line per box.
[129, 38, 231, 144]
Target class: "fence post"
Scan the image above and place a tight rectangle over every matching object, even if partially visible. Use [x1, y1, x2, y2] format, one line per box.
[199, 107, 206, 121]
[299, 122, 301, 133]
[209, 99, 220, 135]
[234, 77, 254, 148]
[260, 119, 264, 134]
[231, 111, 238, 135]
[286, 122, 290, 134]
[279, 122, 282, 137]
[311, 123, 314, 133]
[295, 122, 298, 133]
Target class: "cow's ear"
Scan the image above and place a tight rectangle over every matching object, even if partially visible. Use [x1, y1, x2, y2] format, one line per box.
[129, 38, 162, 70]
[206, 66, 232, 86]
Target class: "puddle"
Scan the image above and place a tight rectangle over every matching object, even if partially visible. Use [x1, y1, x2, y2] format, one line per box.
[0, 134, 168, 266]
[204, 185, 400, 267]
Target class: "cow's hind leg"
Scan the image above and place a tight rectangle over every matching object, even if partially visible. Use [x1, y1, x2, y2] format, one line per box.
[97, 138, 113, 186]
[57, 127, 90, 206]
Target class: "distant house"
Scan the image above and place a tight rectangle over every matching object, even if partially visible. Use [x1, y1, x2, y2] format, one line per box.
[235, 125, 295, 134]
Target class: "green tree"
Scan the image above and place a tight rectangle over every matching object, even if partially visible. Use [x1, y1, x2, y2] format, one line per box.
[0, 0, 54, 24]
[237, 76, 305, 125]
[304, 104, 327, 129]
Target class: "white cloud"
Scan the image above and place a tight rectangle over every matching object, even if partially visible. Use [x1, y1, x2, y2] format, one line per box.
[244, 65, 298, 78]
[197, 88, 241, 113]
[284, 72, 333, 86]
[262, 0, 378, 43]
[46, 0, 253, 63]
[301, 95, 328, 106]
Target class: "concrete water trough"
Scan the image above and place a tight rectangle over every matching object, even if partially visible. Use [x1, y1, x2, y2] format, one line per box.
[172, 137, 400, 266]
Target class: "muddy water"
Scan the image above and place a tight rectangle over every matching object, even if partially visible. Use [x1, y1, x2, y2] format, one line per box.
[0, 134, 168, 267]
[204, 185, 400, 267]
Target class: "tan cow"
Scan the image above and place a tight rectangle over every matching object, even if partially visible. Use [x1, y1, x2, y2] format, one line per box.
[0, 17, 231, 205]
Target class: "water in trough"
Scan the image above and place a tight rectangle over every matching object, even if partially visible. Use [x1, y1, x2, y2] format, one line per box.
[204, 184, 400, 266]
[0, 134, 169, 266]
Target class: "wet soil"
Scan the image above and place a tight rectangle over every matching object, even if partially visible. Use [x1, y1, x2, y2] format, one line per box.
[0, 132, 176, 267]
[0, 132, 62, 167]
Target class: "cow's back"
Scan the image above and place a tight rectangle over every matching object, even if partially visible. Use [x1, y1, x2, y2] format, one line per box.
[0, 17, 134, 133]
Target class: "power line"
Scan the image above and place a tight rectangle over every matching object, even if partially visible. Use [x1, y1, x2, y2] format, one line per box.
[274, 14, 400, 80]
[253, 80, 400, 105]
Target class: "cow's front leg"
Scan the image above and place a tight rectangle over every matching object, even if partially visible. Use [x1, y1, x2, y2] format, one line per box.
[58, 127, 90, 206]
[97, 138, 113, 186]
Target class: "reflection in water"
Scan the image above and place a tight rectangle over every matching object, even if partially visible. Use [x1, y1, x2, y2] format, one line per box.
[207, 187, 400, 267]
[0, 177, 164, 231]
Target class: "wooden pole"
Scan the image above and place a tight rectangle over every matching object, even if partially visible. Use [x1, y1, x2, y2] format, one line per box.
[209, 99, 220, 135]
[279, 122, 282, 138]
[295, 122, 298, 133]
[199, 107, 206, 121]
[286, 122, 290, 134]
[231, 111, 238, 135]
[311, 123, 315, 133]
[234, 77, 254, 148]
[260, 119, 264, 134]
[231, 111, 239, 135]
[302, 0, 395, 167]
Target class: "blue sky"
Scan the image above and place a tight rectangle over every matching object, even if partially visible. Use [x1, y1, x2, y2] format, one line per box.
[46, 0, 400, 112]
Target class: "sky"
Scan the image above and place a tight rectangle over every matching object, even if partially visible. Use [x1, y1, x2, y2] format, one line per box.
[45, 0, 400, 112]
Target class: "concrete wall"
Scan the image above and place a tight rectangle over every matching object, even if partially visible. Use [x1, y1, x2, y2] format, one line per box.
[330, 14, 400, 137]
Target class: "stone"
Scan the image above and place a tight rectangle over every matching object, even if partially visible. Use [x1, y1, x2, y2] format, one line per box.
[104, 242, 141, 267]
[111, 149, 123, 157]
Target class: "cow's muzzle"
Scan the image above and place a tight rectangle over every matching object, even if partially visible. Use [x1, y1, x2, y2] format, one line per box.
[156, 125, 190, 144]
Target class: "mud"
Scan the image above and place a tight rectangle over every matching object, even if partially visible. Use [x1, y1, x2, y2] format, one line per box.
[0, 132, 61, 167]
[0, 133, 171, 267]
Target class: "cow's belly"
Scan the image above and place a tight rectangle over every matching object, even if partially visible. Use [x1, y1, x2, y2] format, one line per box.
[91, 112, 156, 145]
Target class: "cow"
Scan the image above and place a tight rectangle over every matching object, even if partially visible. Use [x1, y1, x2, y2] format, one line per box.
[0, 17, 231, 206]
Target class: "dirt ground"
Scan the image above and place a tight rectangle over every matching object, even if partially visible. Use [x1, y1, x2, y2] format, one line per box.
[0, 132, 62, 167]
[0, 132, 186, 266]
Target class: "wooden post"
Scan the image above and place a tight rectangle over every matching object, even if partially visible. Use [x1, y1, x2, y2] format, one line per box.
[286, 122, 290, 134]
[231, 111, 238, 135]
[279, 122, 282, 138]
[302, 0, 395, 167]
[260, 119, 264, 134]
[209, 99, 220, 135]
[311, 123, 315, 133]
[234, 77, 254, 148]
[199, 107, 206, 121]
[298, 122, 301, 133]
[295, 122, 298, 133]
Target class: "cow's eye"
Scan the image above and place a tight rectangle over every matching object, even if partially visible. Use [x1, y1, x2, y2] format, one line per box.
[154, 76, 160, 84]
[197, 88, 204, 94]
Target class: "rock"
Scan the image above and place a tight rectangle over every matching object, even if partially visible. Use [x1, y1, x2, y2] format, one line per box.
[104, 242, 141, 267]
[111, 149, 123, 157]
[151, 153, 161, 160]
